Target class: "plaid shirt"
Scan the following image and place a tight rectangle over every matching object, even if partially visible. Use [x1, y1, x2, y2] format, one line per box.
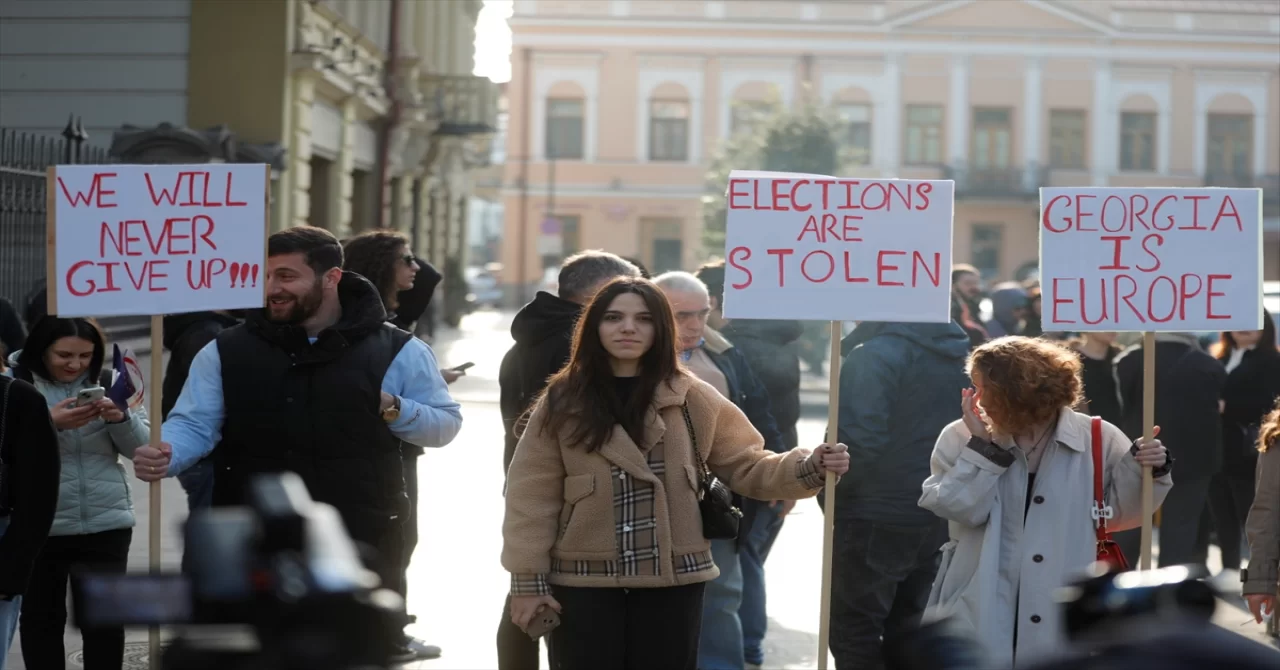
[511, 447, 820, 596]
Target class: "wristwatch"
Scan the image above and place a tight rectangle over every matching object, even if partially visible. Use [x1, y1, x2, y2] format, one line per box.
[382, 396, 401, 423]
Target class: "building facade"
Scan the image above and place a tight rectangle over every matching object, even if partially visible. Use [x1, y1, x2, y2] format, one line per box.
[1, 0, 497, 322]
[500, 0, 1280, 302]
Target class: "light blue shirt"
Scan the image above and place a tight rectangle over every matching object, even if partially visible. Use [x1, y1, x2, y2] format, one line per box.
[162, 336, 463, 476]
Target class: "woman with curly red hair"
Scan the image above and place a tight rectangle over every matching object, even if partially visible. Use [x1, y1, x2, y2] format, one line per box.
[1243, 398, 1280, 629]
[919, 336, 1172, 667]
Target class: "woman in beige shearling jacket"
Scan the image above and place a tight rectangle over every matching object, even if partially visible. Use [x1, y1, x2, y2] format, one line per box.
[502, 277, 848, 670]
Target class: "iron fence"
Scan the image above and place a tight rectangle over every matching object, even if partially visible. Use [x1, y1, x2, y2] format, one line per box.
[0, 118, 112, 315]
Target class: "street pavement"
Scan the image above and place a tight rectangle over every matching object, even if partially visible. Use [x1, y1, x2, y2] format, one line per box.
[7, 309, 1277, 669]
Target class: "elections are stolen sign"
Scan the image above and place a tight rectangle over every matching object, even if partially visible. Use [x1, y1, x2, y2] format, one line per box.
[48, 164, 269, 318]
[1039, 187, 1263, 332]
[721, 170, 954, 322]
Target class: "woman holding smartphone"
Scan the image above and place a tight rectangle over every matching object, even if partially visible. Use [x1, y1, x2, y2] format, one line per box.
[6, 316, 149, 670]
[503, 277, 849, 670]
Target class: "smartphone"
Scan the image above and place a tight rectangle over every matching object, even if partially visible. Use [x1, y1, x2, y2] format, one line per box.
[524, 605, 560, 640]
[76, 387, 106, 407]
[450, 362, 475, 373]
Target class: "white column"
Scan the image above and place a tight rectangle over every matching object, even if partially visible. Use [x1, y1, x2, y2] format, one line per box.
[948, 55, 969, 166]
[1194, 100, 1208, 176]
[1022, 57, 1042, 188]
[880, 54, 902, 176]
[1253, 110, 1267, 177]
[689, 92, 703, 165]
[1157, 106, 1171, 175]
[1091, 60, 1111, 185]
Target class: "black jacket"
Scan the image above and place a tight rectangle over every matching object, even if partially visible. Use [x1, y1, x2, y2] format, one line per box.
[162, 312, 240, 420]
[834, 321, 971, 524]
[1219, 348, 1280, 477]
[212, 274, 412, 541]
[719, 319, 803, 449]
[0, 376, 60, 596]
[1116, 335, 1227, 475]
[700, 331, 784, 454]
[499, 291, 581, 473]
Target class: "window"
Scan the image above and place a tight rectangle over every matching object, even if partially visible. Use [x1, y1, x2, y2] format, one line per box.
[731, 101, 775, 135]
[649, 100, 690, 161]
[971, 107, 1012, 169]
[560, 215, 581, 256]
[1206, 113, 1252, 178]
[546, 98, 584, 159]
[838, 104, 872, 166]
[904, 105, 943, 165]
[971, 224, 1004, 280]
[1049, 110, 1086, 169]
[1119, 112, 1155, 171]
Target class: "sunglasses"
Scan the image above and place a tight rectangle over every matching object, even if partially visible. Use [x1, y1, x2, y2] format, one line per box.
[402, 254, 416, 266]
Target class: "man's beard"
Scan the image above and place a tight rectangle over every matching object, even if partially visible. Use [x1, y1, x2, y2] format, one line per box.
[267, 279, 324, 324]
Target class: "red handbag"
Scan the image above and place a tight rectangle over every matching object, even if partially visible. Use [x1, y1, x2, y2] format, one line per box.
[1092, 417, 1131, 572]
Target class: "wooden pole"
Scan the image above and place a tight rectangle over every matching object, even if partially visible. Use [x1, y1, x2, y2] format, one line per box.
[817, 320, 841, 670]
[148, 314, 164, 665]
[1139, 331, 1156, 570]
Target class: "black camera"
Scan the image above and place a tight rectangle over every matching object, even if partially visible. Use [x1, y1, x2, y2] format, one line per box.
[885, 564, 1279, 670]
[70, 473, 404, 670]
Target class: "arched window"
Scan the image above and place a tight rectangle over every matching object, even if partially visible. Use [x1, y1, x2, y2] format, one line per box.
[1205, 93, 1255, 183]
[1118, 94, 1158, 172]
[649, 82, 691, 162]
[546, 81, 586, 159]
[833, 86, 874, 166]
[729, 82, 781, 136]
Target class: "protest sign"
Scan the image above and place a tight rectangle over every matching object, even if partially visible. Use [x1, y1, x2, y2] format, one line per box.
[45, 162, 269, 667]
[720, 170, 955, 670]
[721, 170, 955, 323]
[1039, 187, 1263, 332]
[47, 163, 270, 318]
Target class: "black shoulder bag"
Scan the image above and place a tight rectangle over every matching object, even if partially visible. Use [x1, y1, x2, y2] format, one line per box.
[680, 402, 741, 540]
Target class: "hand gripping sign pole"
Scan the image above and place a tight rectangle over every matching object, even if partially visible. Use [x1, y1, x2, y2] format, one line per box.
[721, 170, 955, 668]
[48, 163, 270, 666]
[1038, 186, 1264, 570]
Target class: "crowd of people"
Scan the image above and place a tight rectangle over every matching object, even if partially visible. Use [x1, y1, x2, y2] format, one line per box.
[0, 239, 1276, 670]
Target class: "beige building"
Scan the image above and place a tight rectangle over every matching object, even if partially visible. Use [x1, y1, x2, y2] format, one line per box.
[500, 0, 1280, 301]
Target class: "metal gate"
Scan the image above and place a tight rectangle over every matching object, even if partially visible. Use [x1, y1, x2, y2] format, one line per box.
[0, 118, 112, 312]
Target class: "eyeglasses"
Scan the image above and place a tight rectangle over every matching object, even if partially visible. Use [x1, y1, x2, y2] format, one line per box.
[402, 254, 416, 266]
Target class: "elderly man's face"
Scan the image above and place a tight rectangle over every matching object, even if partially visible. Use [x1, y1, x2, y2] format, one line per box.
[663, 289, 711, 352]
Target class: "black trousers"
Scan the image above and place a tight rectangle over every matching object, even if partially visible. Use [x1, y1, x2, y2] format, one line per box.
[20, 528, 132, 670]
[1207, 471, 1255, 569]
[828, 519, 949, 670]
[1116, 472, 1211, 569]
[400, 451, 420, 605]
[498, 594, 547, 670]
[549, 583, 705, 670]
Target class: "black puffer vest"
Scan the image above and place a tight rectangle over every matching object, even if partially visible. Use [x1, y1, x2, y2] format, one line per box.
[212, 273, 411, 539]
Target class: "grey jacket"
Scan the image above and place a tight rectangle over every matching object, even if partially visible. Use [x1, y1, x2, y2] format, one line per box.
[9, 352, 149, 536]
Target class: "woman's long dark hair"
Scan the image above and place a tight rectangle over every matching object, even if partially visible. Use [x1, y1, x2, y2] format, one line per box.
[16, 316, 105, 383]
[538, 277, 681, 452]
[1211, 308, 1278, 359]
[342, 230, 411, 312]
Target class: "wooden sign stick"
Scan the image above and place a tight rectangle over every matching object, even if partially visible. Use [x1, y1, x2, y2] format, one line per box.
[148, 314, 164, 664]
[817, 320, 841, 670]
[1139, 331, 1156, 570]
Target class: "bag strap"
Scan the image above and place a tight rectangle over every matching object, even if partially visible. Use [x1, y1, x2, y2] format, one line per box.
[1091, 416, 1113, 540]
[680, 402, 710, 484]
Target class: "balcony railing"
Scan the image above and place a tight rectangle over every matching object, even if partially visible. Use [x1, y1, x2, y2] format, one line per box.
[944, 165, 1044, 199]
[419, 74, 499, 137]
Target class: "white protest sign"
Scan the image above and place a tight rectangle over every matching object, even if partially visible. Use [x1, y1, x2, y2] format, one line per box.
[721, 170, 954, 322]
[1039, 187, 1263, 332]
[48, 163, 270, 318]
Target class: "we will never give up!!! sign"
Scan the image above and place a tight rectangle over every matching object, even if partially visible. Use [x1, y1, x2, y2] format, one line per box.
[721, 170, 955, 323]
[48, 163, 270, 318]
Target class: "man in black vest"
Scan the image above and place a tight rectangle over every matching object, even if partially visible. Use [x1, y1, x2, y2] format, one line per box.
[134, 226, 463, 663]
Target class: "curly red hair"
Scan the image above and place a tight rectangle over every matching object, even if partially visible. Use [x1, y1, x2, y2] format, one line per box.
[968, 336, 1083, 436]
[1259, 397, 1280, 454]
